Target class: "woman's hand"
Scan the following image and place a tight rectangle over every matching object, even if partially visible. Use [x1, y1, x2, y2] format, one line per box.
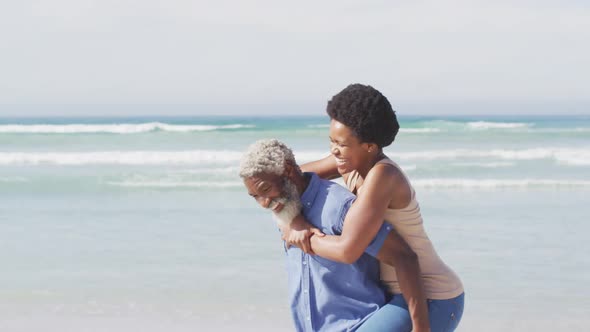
[280, 214, 325, 254]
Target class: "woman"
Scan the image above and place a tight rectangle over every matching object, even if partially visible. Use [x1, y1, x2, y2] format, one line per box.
[284, 84, 465, 332]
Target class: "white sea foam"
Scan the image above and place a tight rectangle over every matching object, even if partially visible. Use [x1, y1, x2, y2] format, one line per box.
[400, 128, 441, 133]
[554, 150, 590, 166]
[422, 120, 462, 127]
[175, 167, 239, 174]
[401, 164, 417, 171]
[0, 150, 242, 165]
[3, 148, 589, 166]
[467, 121, 532, 130]
[293, 151, 333, 163]
[403, 120, 546, 133]
[108, 181, 242, 188]
[412, 178, 590, 189]
[530, 127, 590, 133]
[391, 148, 590, 163]
[451, 162, 515, 168]
[294, 152, 417, 171]
[0, 123, 254, 134]
[0, 176, 29, 183]
[109, 177, 590, 189]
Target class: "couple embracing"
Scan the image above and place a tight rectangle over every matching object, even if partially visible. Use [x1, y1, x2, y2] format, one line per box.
[239, 84, 465, 332]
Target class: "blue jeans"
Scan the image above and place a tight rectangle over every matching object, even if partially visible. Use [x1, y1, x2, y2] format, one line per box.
[356, 293, 465, 332]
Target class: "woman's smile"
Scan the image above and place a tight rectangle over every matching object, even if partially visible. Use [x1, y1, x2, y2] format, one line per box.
[334, 157, 347, 166]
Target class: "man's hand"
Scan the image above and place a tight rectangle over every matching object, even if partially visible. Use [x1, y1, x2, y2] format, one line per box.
[280, 214, 325, 254]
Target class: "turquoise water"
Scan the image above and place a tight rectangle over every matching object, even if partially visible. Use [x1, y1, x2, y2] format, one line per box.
[1, 115, 589, 331]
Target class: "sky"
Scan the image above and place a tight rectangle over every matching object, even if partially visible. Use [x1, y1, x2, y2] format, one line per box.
[0, 0, 589, 116]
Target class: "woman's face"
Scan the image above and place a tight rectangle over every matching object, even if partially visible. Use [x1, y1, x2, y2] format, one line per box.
[329, 119, 371, 175]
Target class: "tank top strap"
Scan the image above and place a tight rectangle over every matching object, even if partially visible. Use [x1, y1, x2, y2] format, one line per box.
[345, 170, 361, 193]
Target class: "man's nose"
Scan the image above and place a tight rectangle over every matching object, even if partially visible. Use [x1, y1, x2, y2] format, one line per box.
[258, 196, 272, 209]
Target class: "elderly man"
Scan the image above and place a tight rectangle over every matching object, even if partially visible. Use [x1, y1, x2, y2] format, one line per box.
[239, 139, 427, 332]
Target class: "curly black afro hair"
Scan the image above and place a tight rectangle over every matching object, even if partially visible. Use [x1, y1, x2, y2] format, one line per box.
[326, 84, 399, 148]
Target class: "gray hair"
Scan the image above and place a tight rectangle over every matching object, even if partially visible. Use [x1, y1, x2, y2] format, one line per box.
[239, 139, 297, 178]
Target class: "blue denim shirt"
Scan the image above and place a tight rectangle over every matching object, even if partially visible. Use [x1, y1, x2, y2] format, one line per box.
[285, 173, 392, 332]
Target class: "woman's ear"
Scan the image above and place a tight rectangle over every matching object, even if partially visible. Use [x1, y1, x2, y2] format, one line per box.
[365, 142, 378, 153]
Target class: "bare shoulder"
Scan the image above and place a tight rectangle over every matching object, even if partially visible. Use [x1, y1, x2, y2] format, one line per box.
[367, 162, 412, 209]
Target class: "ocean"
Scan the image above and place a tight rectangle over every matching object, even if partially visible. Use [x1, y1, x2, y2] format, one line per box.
[1, 114, 589, 331]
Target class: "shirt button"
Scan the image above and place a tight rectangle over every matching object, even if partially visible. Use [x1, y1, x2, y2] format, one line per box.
[302, 261, 307, 265]
[304, 289, 308, 294]
[306, 316, 311, 321]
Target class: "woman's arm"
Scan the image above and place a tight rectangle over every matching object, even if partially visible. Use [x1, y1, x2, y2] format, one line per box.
[284, 164, 409, 258]
[308, 208, 430, 331]
[374, 230, 430, 332]
[279, 154, 341, 253]
[300, 155, 341, 180]
[288, 162, 429, 330]
[308, 164, 409, 262]
[279, 217, 324, 254]
[282, 154, 345, 253]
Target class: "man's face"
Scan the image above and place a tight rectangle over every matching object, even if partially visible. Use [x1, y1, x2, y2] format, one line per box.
[244, 172, 301, 224]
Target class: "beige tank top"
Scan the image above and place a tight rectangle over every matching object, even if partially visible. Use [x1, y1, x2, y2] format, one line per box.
[346, 158, 464, 300]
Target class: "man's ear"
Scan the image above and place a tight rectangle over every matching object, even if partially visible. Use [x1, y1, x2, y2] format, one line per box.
[283, 161, 297, 178]
[283, 161, 293, 177]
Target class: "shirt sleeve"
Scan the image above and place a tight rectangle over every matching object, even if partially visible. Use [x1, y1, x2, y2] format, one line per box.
[335, 196, 355, 233]
[364, 222, 393, 257]
[336, 196, 393, 257]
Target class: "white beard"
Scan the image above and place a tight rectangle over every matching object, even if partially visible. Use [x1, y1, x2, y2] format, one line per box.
[271, 180, 302, 226]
